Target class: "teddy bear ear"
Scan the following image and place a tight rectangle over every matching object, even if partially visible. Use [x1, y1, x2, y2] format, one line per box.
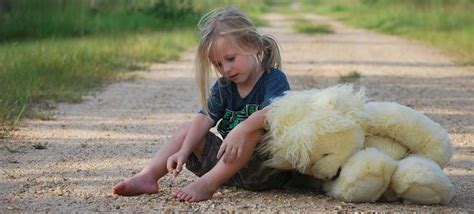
[363, 102, 452, 167]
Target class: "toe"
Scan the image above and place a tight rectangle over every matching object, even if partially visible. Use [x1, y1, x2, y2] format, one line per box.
[171, 190, 179, 198]
[185, 194, 193, 202]
[113, 182, 124, 190]
[112, 182, 127, 195]
[180, 192, 189, 201]
[178, 191, 185, 198]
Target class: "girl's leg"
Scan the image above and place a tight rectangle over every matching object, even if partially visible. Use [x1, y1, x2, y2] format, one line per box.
[172, 130, 263, 202]
[112, 121, 203, 196]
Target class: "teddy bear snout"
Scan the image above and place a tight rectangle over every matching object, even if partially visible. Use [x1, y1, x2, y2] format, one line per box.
[331, 167, 342, 180]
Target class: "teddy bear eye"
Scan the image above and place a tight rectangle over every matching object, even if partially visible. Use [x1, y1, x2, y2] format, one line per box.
[322, 153, 332, 157]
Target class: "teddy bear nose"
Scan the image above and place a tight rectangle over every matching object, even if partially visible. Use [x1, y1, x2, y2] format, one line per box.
[330, 167, 342, 180]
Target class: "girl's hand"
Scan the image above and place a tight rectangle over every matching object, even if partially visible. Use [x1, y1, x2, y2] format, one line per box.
[217, 108, 268, 164]
[166, 151, 189, 176]
[217, 126, 247, 164]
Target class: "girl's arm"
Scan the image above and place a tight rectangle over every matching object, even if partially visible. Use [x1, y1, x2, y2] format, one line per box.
[166, 114, 214, 174]
[217, 107, 269, 163]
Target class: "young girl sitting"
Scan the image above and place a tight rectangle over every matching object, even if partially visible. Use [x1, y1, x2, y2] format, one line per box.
[112, 6, 297, 202]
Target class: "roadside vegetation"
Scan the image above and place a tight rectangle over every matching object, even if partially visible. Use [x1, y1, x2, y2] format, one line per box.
[296, 0, 474, 65]
[0, 0, 267, 133]
[338, 71, 362, 83]
[293, 19, 334, 34]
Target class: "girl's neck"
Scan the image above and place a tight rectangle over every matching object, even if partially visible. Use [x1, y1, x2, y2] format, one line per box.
[236, 66, 264, 98]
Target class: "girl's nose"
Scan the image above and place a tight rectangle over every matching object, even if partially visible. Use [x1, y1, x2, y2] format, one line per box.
[223, 62, 232, 73]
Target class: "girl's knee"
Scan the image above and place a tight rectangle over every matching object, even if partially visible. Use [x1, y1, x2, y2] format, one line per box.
[177, 121, 192, 133]
[169, 121, 192, 143]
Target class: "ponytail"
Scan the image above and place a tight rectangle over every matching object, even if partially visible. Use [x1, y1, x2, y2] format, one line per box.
[260, 34, 282, 71]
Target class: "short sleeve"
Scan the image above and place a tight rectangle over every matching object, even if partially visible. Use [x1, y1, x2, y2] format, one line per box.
[198, 79, 226, 124]
[261, 69, 291, 107]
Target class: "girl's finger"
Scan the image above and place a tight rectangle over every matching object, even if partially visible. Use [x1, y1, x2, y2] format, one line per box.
[228, 147, 237, 162]
[166, 160, 172, 172]
[237, 147, 242, 160]
[217, 143, 227, 159]
[166, 159, 174, 172]
[223, 147, 235, 163]
[176, 159, 183, 173]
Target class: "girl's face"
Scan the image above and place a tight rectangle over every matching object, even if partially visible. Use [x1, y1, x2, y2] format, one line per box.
[209, 38, 261, 86]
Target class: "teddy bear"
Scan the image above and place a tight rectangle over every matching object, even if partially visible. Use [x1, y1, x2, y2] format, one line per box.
[260, 84, 454, 204]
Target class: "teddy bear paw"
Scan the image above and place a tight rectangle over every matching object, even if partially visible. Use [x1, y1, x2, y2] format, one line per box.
[324, 148, 398, 203]
[391, 156, 454, 205]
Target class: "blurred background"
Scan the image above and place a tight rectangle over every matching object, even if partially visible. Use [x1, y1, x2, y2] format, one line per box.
[0, 0, 472, 133]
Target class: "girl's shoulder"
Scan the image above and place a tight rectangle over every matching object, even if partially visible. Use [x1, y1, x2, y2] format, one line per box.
[266, 68, 288, 80]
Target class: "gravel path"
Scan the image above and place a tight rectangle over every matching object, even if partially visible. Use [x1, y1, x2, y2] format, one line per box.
[1, 13, 473, 212]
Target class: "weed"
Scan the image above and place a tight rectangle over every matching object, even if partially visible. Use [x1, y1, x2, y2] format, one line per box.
[338, 71, 362, 83]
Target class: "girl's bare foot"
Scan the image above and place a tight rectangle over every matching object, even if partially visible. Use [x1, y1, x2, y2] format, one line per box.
[171, 177, 218, 202]
[112, 172, 159, 196]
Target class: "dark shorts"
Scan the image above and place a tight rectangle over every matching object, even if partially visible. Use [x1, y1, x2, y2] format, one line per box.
[186, 132, 322, 191]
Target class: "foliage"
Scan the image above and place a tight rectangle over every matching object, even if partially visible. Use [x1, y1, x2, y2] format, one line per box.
[0, 0, 209, 41]
[293, 19, 334, 34]
[0, 0, 270, 129]
[301, 0, 474, 64]
[0, 30, 197, 127]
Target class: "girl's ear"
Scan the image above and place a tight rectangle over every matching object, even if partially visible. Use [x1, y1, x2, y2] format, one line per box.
[257, 51, 264, 62]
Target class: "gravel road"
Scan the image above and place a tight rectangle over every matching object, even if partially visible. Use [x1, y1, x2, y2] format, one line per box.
[1, 13, 473, 212]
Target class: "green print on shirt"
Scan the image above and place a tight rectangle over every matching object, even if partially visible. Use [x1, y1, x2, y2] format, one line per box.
[218, 104, 262, 138]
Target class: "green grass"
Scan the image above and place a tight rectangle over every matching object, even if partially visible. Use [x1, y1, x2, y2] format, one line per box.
[293, 19, 334, 34]
[298, 0, 474, 64]
[0, 0, 271, 132]
[0, 30, 197, 128]
[338, 71, 362, 83]
[0, 0, 205, 41]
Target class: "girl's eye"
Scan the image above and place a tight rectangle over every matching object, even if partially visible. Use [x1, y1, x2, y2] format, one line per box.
[227, 56, 235, 61]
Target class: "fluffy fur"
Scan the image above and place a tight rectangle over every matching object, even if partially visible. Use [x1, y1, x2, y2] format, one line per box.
[261, 85, 366, 179]
[324, 148, 398, 202]
[390, 156, 454, 204]
[261, 85, 454, 205]
[365, 135, 409, 160]
[363, 102, 452, 167]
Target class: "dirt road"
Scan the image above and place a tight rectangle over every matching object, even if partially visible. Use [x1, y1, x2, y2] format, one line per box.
[1, 13, 473, 212]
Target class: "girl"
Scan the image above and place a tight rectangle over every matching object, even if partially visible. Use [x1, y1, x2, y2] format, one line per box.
[112, 6, 296, 202]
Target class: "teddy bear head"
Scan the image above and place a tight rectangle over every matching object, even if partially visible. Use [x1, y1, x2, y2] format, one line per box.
[262, 85, 367, 180]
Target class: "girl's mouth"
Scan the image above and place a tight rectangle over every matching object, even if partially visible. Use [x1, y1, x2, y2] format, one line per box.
[229, 74, 238, 79]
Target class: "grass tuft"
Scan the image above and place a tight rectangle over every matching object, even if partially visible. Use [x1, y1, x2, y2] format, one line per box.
[293, 19, 334, 34]
[338, 71, 362, 83]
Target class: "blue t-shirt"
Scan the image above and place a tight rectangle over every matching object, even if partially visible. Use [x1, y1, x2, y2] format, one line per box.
[200, 68, 290, 138]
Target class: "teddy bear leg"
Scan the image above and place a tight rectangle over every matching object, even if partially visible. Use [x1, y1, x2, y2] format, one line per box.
[390, 156, 454, 205]
[378, 187, 399, 202]
[324, 148, 398, 203]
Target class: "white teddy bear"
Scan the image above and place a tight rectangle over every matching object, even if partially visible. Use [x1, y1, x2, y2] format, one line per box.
[260, 84, 454, 204]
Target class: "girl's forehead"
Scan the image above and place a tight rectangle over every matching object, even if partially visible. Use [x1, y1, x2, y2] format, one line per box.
[209, 37, 239, 61]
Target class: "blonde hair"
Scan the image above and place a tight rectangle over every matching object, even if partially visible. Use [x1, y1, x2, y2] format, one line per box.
[196, 6, 282, 114]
